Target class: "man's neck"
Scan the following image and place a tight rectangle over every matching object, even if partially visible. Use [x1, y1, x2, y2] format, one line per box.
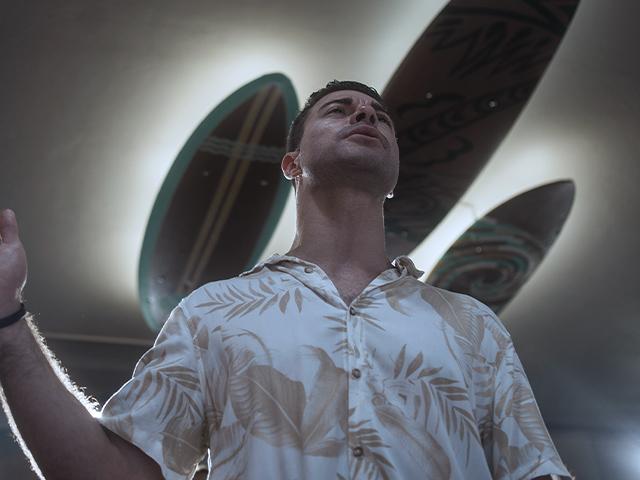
[285, 187, 392, 278]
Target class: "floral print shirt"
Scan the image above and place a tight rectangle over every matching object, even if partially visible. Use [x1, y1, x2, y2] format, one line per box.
[98, 254, 571, 480]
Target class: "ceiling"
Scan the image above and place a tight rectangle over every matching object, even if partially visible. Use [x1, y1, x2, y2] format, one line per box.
[1, 1, 639, 478]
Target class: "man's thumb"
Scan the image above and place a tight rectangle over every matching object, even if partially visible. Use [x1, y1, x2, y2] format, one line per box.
[0, 209, 20, 244]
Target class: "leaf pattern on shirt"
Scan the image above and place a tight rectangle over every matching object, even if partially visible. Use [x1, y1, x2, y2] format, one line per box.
[124, 328, 202, 427]
[372, 394, 451, 480]
[418, 285, 551, 473]
[98, 256, 570, 479]
[326, 315, 357, 357]
[351, 296, 386, 331]
[470, 306, 563, 478]
[327, 303, 384, 357]
[383, 344, 480, 467]
[238, 364, 307, 447]
[100, 401, 134, 441]
[223, 340, 349, 459]
[186, 314, 210, 351]
[419, 286, 487, 386]
[348, 415, 394, 480]
[492, 349, 557, 472]
[195, 281, 305, 319]
[493, 428, 547, 479]
[379, 278, 421, 315]
[210, 420, 248, 477]
[301, 347, 349, 455]
[126, 362, 198, 422]
[161, 415, 207, 475]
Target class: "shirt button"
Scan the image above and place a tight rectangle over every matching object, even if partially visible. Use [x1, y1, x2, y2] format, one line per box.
[352, 446, 364, 457]
[351, 368, 361, 379]
[304, 266, 314, 273]
[349, 306, 357, 315]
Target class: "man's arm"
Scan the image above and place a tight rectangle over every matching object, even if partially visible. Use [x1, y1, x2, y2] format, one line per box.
[0, 209, 162, 479]
[0, 317, 163, 480]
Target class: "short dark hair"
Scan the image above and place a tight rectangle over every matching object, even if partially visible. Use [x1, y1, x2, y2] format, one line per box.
[285, 80, 387, 191]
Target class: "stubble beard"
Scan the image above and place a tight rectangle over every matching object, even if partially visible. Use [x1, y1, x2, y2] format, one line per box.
[307, 147, 398, 199]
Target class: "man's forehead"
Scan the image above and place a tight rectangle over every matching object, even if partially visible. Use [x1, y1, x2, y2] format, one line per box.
[311, 89, 383, 113]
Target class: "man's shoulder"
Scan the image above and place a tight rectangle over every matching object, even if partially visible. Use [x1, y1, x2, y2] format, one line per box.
[417, 281, 511, 338]
[181, 267, 284, 313]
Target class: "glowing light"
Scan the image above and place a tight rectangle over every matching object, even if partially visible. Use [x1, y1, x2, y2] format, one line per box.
[107, 37, 304, 304]
[410, 140, 572, 282]
[409, 201, 478, 282]
[101, 0, 457, 305]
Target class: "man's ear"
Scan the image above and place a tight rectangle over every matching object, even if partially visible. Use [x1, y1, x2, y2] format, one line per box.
[281, 150, 302, 180]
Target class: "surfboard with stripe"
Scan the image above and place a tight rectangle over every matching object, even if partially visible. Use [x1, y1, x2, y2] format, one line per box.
[139, 73, 298, 331]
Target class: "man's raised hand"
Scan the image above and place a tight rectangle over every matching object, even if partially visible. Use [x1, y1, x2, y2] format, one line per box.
[0, 209, 27, 318]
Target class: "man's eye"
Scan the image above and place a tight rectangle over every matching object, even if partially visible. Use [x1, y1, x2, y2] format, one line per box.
[378, 115, 391, 125]
[328, 107, 344, 114]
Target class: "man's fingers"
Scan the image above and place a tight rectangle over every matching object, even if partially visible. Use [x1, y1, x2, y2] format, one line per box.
[0, 209, 20, 244]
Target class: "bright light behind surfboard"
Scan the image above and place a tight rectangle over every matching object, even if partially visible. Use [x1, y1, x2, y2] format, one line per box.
[117, 43, 300, 304]
[116, 0, 482, 313]
[410, 136, 578, 288]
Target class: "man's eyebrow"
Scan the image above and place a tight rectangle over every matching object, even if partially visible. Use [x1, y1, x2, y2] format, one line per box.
[319, 97, 391, 116]
[319, 97, 353, 111]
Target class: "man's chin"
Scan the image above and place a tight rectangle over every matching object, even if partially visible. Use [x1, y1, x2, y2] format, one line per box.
[315, 164, 395, 195]
[336, 149, 393, 168]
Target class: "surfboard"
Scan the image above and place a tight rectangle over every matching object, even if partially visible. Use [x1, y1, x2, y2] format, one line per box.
[382, 0, 580, 258]
[139, 73, 298, 331]
[425, 180, 575, 314]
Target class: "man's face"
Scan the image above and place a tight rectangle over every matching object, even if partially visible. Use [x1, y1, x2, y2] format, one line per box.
[295, 89, 400, 198]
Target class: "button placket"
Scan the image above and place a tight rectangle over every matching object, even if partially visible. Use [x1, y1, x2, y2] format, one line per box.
[346, 302, 362, 461]
[348, 304, 366, 379]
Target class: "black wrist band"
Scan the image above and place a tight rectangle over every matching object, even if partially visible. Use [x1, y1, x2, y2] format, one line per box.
[0, 303, 27, 329]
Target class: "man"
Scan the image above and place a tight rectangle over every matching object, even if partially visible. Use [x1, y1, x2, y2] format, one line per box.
[0, 80, 571, 479]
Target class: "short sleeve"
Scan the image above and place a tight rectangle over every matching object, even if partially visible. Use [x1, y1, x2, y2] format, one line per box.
[484, 323, 573, 480]
[98, 301, 208, 480]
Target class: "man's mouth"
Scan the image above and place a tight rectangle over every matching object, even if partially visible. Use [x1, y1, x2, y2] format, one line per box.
[344, 125, 387, 147]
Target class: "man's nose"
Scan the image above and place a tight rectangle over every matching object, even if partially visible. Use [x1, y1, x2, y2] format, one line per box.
[352, 104, 377, 125]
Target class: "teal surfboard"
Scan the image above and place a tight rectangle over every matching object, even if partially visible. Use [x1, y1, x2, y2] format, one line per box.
[139, 73, 298, 331]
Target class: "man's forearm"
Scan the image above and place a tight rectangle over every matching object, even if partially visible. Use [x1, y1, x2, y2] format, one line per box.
[0, 315, 126, 480]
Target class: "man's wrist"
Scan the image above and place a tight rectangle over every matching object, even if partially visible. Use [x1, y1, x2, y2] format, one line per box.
[0, 308, 30, 362]
[0, 304, 26, 329]
[0, 300, 22, 319]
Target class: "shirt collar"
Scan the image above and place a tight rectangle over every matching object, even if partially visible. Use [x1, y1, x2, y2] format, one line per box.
[240, 253, 425, 279]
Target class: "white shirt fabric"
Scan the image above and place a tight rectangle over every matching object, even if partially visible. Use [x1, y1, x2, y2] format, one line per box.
[98, 253, 572, 479]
